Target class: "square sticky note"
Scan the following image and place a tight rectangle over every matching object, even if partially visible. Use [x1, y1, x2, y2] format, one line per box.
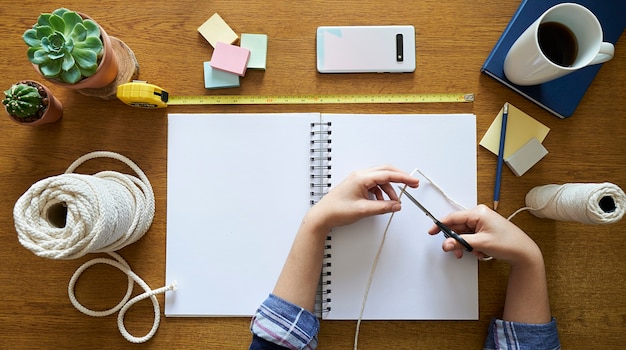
[479, 103, 550, 159]
[203, 62, 240, 89]
[505, 138, 549, 176]
[240, 33, 268, 70]
[210, 41, 250, 76]
[198, 13, 239, 47]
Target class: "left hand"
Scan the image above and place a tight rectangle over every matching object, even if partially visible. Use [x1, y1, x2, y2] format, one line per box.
[306, 164, 420, 233]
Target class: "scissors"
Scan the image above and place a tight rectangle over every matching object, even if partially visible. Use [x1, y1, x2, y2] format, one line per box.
[397, 186, 473, 252]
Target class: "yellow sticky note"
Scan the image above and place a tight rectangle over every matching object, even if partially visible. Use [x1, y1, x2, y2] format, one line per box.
[479, 104, 550, 159]
[198, 13, 239, 48]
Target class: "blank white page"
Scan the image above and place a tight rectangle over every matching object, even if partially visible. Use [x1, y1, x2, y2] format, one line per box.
[323, 113, 478, 320]
[165, 113, 317, 316]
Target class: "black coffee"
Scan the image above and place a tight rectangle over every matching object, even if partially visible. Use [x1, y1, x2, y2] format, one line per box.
[538, 22, 578, 67]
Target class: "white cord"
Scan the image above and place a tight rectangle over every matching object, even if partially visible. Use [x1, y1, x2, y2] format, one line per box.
[13, 151, 174, 343]
[68, 252, 176, 343]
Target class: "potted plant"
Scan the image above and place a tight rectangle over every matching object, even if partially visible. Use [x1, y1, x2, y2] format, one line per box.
[3, 80, 63, 126]
[22, 8, 119, 91]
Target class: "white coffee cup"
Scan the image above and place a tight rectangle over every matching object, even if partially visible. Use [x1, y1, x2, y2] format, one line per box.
[504, 3, 614, 86]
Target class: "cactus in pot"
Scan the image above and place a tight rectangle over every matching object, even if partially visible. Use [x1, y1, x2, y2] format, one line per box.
[23, 8, 104, 85]
[3, 84, 43, 118]
[3, 81, 63, 125]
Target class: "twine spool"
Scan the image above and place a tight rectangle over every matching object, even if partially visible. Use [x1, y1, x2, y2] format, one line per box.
[13, 151, 174, 343]
[524, 182, 626, 224]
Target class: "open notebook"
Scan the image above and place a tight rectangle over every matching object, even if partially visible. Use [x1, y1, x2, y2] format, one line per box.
[165, 113, 478, 320]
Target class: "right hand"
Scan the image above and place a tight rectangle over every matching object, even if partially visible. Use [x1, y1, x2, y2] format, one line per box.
[427, 204, 542, 265]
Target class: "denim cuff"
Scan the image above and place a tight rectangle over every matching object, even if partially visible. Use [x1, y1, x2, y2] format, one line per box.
[250, 294, 320, 350]
[484, 317, 561, 350]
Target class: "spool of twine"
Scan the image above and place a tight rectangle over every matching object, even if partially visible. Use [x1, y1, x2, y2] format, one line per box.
[13, 151, 174, 343]
[524, 182, 626, 224]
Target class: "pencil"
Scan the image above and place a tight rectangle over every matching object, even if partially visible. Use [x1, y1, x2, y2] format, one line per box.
[493, 102, 509, 210]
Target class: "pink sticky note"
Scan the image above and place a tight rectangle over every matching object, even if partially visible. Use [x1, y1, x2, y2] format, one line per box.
[210, 42, 251, 77]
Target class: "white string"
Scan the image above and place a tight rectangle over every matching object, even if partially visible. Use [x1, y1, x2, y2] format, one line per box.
[354, 168, 463, 349]
[353, 196, 400, 349]
[13, 151, 175, 343]
[413, 168, 467, 211]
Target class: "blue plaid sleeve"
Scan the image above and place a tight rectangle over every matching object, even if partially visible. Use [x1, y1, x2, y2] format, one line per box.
[250, 294, 320, 350]
[483, 317, 561, 350]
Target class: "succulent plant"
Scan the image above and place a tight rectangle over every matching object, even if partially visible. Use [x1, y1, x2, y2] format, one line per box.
[23, 8, 103, 84]
[2, 83, 45, 119]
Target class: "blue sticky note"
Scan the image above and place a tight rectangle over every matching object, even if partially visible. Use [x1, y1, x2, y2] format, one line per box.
[203, 61, 240, 89]
[240, 33, 268, 70]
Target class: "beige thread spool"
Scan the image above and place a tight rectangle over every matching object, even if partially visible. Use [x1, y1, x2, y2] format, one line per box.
[525, 182, 626, 224]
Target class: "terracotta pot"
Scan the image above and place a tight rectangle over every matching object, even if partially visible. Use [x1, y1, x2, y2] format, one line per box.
[35, 14, 119, 90]
[5, 80, 63, 126]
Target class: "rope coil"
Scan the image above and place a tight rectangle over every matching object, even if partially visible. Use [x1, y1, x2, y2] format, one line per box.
[13, 151, 174, 343]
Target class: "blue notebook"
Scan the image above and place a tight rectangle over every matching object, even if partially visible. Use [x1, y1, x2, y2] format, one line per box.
[481, 0, 626, 119]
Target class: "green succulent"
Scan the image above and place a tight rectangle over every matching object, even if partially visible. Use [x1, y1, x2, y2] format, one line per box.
[23, 8, 103, 84]
[3, 83, 44, 118]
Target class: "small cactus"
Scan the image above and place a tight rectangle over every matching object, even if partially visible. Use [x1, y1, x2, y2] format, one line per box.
[2, 83, 44, 118]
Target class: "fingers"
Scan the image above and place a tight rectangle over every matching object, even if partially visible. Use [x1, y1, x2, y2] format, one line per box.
[379, 182, 398, 201]
[442, 237, 490, 260]
[361, 165, 419, 203]
[364, 165, 420, 190]
[435, 204, 496, 234]
[369, 186, 384, 200]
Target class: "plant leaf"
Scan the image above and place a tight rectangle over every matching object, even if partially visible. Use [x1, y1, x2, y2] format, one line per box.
[52, 8, 69, 17]
[35, 26, 54, 40]
[62, 53, 75, 71]
[61, 65, 82, 83]
[83, 20, 101, 38]
[23, 29, 40, 47]
[36, 13, 52, 27]
[79, 62, 98, 78]
[47, 51, 65, 60]
[71, 47, 98, 69]
[70, 23, 87, 42]
[62, 11, 83, 37]
[40, 59, 62, 77]
[28, 47, 49, 64]
[74, 36, 103, 51]
[48, 14, 65, 34]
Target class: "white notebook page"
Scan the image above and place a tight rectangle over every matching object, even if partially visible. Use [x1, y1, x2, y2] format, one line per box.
[323, 113, 477, 320]
[166, 113, 317, 316]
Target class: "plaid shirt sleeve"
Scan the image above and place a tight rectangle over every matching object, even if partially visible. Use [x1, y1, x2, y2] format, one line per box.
[483, 317, 561, 350]
[250, 294, 320, 350]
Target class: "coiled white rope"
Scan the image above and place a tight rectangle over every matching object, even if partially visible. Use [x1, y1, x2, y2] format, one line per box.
[13, 151, 175, 343]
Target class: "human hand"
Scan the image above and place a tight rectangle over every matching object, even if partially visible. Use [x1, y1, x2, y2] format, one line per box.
[428, 204, 542, 265]
[306, 165, 419, 233]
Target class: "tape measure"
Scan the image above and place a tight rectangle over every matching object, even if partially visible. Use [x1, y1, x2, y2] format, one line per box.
[116, 81, 474, 108]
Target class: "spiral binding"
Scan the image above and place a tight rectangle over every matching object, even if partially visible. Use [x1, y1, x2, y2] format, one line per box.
[309, 121, 332, 205]
[310, 120, 333, 316]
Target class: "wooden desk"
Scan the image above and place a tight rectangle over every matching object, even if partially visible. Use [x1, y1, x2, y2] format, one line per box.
[1, 1, 624, 348]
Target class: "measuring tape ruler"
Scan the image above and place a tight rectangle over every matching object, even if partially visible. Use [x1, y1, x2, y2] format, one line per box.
[116, 81, 474, 108]
[167, 93, 474, 105]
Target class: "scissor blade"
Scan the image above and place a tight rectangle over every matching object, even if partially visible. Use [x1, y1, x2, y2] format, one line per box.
[397, 186, 438, 222]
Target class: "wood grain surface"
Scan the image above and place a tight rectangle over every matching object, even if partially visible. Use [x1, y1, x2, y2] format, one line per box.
[1, 1, 624, 349]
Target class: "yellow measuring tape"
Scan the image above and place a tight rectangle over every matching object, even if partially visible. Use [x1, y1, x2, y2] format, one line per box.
[116, 81, 474, 108]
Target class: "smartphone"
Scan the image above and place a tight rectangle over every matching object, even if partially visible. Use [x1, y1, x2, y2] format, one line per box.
[316, 25, 416, 73]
